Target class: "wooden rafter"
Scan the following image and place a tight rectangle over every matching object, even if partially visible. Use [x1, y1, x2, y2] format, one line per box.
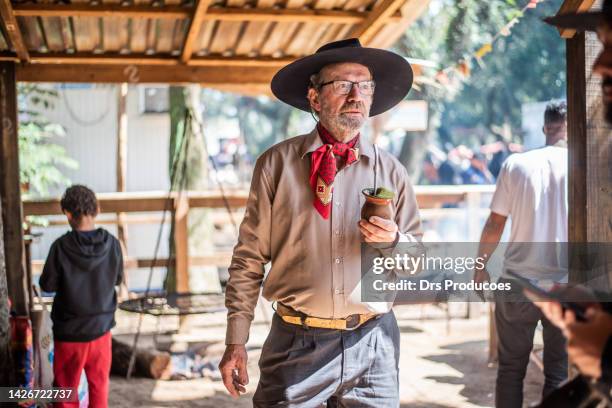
[11, 3, 402, 24]
[349, 0, 406, 45]
[181, 0, 214, 63]
[368, 0, 430, 48]
[0, 54, 18, 62]
[27, 52, 180, 66]
[188, 55, 293, 67]
[0, 62, 28, 315]
[556, 0, 596, 38]
[0, 0, 29, 62]
[205, 7, 401, 23]
[22, 52, 293, 67]
[12, 4, 191, 19]
[16, 63, 279, 85]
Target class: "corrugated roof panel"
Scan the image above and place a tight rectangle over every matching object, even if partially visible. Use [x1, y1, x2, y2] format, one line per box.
[233, 21, 271, 56]
[261, 21, 300, 56]
[194, 20, 217, 54]
[39, 16, 64, 52]
[72, 16, 100, 52]
[208, 20, 242, 55]
[17, 16, 44, 51]
[102, 13, 129, 53]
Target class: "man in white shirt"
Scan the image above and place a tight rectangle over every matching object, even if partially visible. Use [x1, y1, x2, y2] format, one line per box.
[474, 101, 568, 408]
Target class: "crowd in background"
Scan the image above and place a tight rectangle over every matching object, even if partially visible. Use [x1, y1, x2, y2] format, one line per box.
[419, 140, 525, 185]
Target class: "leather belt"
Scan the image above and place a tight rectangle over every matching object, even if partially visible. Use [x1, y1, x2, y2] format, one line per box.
[275, 302, 379, 330]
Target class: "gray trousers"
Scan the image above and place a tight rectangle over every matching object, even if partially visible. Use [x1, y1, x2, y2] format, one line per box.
[495, 282, 568, 408]
[253, 310, 400, 407]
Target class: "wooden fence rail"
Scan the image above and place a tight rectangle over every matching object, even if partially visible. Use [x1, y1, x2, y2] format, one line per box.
[24, 186, 496, 291]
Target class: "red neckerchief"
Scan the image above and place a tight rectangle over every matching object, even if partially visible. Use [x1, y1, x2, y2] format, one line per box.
[309, 124, 360, 219]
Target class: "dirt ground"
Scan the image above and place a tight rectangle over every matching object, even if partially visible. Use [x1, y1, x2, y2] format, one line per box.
[109, 302, 545, 408]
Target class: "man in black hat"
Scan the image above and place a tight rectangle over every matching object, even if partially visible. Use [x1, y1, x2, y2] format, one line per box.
[218, 38, 422, 406]
[532, 0, 612, 385]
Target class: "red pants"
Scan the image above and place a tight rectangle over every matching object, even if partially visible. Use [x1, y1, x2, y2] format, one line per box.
[53, 331, 112, 408]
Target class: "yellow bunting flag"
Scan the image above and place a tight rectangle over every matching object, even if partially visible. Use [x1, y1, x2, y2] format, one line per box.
[475, 43, 493, 59]
[432, 0, 543, 90]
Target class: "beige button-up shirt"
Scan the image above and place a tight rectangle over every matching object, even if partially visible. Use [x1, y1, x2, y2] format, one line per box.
[225, 128, 422, 344]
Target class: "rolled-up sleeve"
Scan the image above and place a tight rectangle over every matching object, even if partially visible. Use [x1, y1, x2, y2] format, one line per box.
[225, 156, 273, 345]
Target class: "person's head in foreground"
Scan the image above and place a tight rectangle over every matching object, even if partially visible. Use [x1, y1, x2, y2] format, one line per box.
[60, 184, 99, 230]
[545, 0, 612, 123]
[543, 100, 567, 145]
[271, 38, 413, 141]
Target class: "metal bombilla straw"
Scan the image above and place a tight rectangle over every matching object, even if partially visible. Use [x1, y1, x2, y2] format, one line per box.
[373, 144, 378, 195]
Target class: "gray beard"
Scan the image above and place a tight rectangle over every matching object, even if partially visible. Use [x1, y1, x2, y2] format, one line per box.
[326, 113, 365, 136]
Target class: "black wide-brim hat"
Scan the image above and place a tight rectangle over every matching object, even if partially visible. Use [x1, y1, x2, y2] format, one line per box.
[271, 38, 413, 117]
[544, 0, 611, 32]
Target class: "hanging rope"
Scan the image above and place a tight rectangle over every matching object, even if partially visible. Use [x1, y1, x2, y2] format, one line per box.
[123, 106, 245, 378]
[125, 109, 191, 379]
[60, 86, 112, 127]
[191, 110, 240, 235]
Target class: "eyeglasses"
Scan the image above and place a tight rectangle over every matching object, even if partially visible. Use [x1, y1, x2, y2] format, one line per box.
[318, 80, 376, 96]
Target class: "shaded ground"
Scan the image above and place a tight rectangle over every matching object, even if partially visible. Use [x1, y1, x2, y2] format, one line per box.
[109, 302, 545, 407]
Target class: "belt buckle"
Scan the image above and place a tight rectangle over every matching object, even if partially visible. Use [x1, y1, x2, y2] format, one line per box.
[300, 315, 310, 330]
[344, 314, 360, 330]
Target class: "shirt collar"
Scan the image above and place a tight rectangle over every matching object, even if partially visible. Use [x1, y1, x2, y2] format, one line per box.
[298, 127, 375, 159]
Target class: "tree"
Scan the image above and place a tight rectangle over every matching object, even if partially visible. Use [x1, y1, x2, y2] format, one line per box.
[440, 0, 566, 135]
[394, 0, 566, 180]
[18, 84, 77, 198]
[166, 86, 216, 294]
[201, 89, 301, 159]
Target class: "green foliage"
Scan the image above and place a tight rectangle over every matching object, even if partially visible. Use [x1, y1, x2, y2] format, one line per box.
[17, 84, 78, 198]
[201, 89, 302, 158]
[397, 0, 566, 146]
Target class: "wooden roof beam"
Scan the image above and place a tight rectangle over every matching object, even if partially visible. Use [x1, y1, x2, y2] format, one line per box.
[0, 53, 19, 62]
[181, 0, 214, 63]
[206, 7, 401, 23]
[25, 52, 293, 67]
[556, 0, 597, 38]
[12, 3, 191, 19]
[12, 4, 403, 24]
[368, 0, 431, 48]
[16, 63, 279, 85]
[0, 0, 29, 62]
[349, 0, 406, 45]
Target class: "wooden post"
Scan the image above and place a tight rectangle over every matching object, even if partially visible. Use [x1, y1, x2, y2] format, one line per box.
[566, 32, 588, 285]
[174, 195, 190, 293]
[116, 82, 129, 297]
[567, 32, 588, 248]
[116, 83, 128, 249]
[0, 198, 11, 385]
[566, 28, 611, 284]
[0, 61, 28, 316]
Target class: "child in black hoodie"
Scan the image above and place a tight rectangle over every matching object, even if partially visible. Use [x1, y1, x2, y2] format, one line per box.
[40, 185, 123, 408]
